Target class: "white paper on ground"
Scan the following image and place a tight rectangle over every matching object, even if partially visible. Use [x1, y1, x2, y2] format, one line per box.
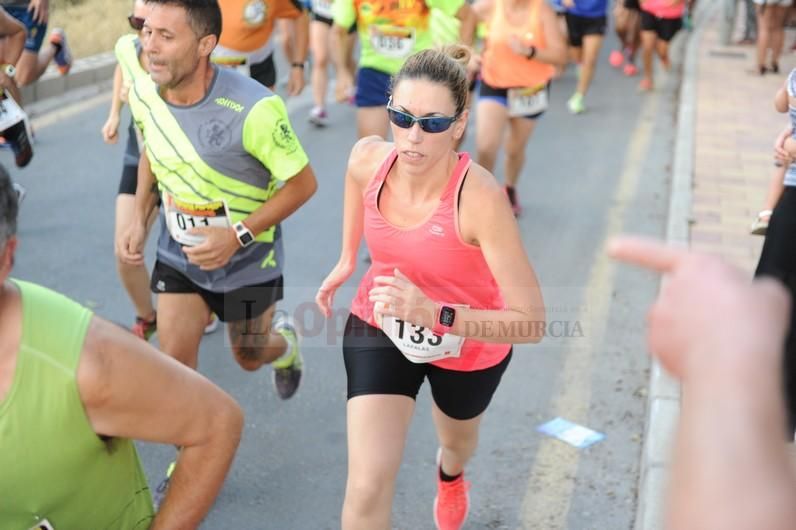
[537, 417, 605, 448]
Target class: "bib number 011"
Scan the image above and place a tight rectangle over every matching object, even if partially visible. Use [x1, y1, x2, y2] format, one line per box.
[164, 193, 232, 247]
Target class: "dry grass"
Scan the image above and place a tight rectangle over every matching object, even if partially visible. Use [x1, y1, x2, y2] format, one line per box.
[49, 0, 131, 58]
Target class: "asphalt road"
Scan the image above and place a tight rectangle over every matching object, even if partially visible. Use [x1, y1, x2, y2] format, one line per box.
[12, 36, 684, 530]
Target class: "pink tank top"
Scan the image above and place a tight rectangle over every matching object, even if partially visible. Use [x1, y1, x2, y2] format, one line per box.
[641, 0, 684, 19]
[350, 149, 512, 372]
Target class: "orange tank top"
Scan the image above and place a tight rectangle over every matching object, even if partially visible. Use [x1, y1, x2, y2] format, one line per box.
[219, 0, 302, 53]
[481, 0, 556, 89]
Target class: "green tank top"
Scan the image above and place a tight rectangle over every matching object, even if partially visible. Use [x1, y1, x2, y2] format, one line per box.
[0, 280, 154, 530]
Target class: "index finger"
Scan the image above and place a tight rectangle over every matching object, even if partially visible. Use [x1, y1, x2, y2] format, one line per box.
[606, 236, 686, 274]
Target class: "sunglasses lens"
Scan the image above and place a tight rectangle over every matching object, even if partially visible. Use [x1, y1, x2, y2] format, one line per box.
[421, 117, 453, 133]
[387, 108, 414, 129]
[128, 15, 144, 30]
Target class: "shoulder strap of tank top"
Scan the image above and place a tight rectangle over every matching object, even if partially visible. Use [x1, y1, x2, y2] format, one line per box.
[366, 148, 398, 197]
[441, 152, 472, 201]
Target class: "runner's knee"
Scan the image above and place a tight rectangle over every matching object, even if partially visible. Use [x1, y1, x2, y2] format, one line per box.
[345, 474, 394, 515]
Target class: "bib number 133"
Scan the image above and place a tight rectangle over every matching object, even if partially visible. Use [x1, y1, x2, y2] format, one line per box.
[382, 314, 464, 364]
[395, 318, 443, 347]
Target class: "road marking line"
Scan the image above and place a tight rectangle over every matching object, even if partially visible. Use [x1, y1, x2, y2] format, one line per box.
[32, 92, 111, 131]
[519, 92, 660, 528]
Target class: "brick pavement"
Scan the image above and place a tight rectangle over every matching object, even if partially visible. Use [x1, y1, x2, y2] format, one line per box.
[691, 20, 796, 271]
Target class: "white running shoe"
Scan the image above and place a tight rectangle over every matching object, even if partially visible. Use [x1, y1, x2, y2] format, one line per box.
[204, 312, 219, 334]
[12, 181, 25, 204]
[308, 106, 328, 127]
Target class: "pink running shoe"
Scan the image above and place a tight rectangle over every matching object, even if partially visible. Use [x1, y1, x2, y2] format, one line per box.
[434, 449, 471, 530]
[49, 29, 73, 75]
[609, 50, 624, 68]
[623, 63, 638, 76]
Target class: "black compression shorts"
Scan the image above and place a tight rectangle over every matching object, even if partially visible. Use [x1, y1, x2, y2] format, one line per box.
[342, 313, 512, 420]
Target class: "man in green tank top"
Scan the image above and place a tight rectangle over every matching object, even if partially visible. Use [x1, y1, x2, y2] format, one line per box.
[0, 166, 243, 528]
[120, 0, 317, 404]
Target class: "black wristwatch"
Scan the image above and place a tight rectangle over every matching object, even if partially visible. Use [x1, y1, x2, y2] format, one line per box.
[291, 62, 305, 69]
[526, 46, 537, 60]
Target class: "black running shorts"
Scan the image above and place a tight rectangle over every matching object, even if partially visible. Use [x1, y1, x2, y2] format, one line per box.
[312, 13, 357, 33]
[250, 53, 277, 89]
[118, 164, 138, 195]
[565, 13, 608, 47]
[342, 314, 512, 420]
[640, 10, 682, 42]
[151, 260, 284, 323]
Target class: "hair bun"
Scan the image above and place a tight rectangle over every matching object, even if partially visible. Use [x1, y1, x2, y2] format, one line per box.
[439, 44, 472, 69]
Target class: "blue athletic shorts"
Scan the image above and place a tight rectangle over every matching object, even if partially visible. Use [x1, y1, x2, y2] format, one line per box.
[477, 78, 551, 120]
[6, 6, 47, 52]
[355, 67, 392, 108]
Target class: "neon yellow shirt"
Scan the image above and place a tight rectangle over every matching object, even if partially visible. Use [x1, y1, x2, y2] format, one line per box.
[334, 0, 465, 75]
[0, 280, 154, 529]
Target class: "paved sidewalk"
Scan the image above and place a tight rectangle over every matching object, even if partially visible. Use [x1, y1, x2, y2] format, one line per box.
[691, 18, 796, 269]
[636, 4, 796, 529]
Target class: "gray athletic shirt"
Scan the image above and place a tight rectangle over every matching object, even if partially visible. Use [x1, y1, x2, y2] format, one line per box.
[149, 67, 309, 292]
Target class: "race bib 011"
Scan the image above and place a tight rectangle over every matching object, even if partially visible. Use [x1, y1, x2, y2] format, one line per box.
[507, 85, 549, 117]
[163, 193, 232, 247]
[369, 26, 415, 59]
[378, 304, 468, 363]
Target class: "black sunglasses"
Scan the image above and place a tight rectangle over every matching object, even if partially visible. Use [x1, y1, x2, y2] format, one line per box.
[386, 99, 459, 133]
[128, 14, 145, 31]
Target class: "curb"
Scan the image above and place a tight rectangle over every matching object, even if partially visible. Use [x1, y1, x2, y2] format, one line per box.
[19, 52, 116, 109]
[18, 50, 319, 122]
[633, 1, 717, 528]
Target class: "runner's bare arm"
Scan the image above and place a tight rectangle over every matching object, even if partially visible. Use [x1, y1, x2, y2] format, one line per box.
[286, 11, 310, 96]
[0, 69, 19, 105]
[101, 66, 124, 144]
[337, 137, 387, 264]
[449, 165, 545, 343]
[471, 0, 495, 21]
[240, 164, 317, 237]
[316, 137, 390, 316]
[532, 2, 568, 66]
[456, 3, 477, 46]
[0, 8, 25, 66]
[27, 0, 48, 25]
[292, 10, 310, 64]
[134, 151, 159, 223]
[77, 317, 243, 529]
[775, 80, 789, 113]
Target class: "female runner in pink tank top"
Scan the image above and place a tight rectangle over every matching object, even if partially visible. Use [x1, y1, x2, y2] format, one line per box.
[316, 45, 545, 530]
